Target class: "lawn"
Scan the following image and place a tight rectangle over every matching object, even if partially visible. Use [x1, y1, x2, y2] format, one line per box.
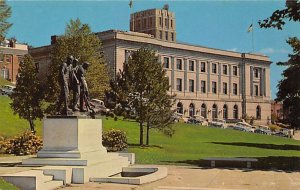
[0, 178, 19, 190]
[103, 117, 300, 167]
[0, 96, 42, 137]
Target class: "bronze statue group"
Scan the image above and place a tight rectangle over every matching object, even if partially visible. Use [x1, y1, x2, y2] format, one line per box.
[56, 55, 94, 117]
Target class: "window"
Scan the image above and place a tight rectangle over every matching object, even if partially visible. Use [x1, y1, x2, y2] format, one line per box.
[223, 82, 228, 94]
[189, 79, 194, 92]
[201, 62, 206, 72]
[223, 65, 227, 75]
[201, 80, 206, 93]
[171, 19, 173, 28]
[189, 60, 194, 71]
[171, 32, 174, 41]
[233, 105, 238, 119]
[163, 57, 169, 69]
[254, 68, 259, 78]
[149, 17, 153, 27]
[0, 52, 4, 62]
[165, 18, 168, 28]
[255, 85, 259, 96]
[212, 104, 218, 120]
[212, 81, 217, 94]
[177, 102, 183, 114]
[159, 31, 162, 39]
[1, 68, 9, 79]
[159, 17, 162, 26]
[143, 18, 147, 28]
[223, 105, 228, 120]
[212, 63, 217, 74]
[233, 66, 238, 76]
[165, 31, 168, 40]
[256, 105, 261, 120]
[189, 103, 195, 117]
[176, 59, 182, 70]
[233, 83, 238, 95]
[5, 55, 12, 63]
[201, 104, 207, 118]
[176, 78, 182, 91]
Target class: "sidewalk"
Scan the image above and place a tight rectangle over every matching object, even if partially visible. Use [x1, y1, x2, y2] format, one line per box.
[59, 165, 300, 190]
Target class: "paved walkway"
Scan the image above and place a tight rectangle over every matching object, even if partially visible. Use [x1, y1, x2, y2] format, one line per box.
[1, 156, 300, 190]
[59, 165, 300, 190]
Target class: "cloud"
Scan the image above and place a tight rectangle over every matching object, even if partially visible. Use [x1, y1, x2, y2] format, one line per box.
[259, 48, 289, 54]
[227, 48, 237, 52]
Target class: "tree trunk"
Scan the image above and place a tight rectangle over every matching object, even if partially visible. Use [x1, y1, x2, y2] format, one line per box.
[139, 121, 144, 145]
[29, 118, 35, 134]
[146, 121, 150, 145]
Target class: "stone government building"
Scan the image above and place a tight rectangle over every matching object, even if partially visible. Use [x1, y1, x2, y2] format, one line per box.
[30, 7, 272, 125]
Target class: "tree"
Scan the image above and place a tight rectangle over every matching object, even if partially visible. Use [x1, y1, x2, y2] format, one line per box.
[259, 0, 300, 128]
[46, 18, 110, 113]
[111, 48, 175, 145]
[10, 55, 44, 132]
[0, 0, 12, 41]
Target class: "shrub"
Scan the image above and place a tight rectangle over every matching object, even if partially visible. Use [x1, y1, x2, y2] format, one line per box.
[0, 131, 43, 156]
[102, 129, 127, 152]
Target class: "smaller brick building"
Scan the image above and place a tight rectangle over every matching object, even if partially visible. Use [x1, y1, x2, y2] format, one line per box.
[0, 39, 28, 83]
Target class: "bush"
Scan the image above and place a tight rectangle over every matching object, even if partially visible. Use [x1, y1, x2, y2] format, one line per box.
[0, 131, 43, 156]
[102, 129, 127, 152]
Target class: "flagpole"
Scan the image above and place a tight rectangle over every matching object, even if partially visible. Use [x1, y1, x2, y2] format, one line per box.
[251, 19, 254, 53]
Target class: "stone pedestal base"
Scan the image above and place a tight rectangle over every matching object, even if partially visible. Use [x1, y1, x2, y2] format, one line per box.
[22, 117, 131, 184]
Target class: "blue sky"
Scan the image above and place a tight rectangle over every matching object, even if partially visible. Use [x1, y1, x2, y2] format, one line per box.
[6, 0, 300, 99]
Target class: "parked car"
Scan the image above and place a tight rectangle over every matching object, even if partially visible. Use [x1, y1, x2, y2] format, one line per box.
[254, 128, 268, 134]
[90, 99, 110, 113]
[0, 85, 15, 96]
[172, 113, 183, 122]
[209, 119, 227, 128]
[234, 122, 254, 132]
[187, 117, 201, 125]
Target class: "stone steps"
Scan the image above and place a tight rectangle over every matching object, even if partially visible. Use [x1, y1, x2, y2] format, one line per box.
[1, 170, 64, 190]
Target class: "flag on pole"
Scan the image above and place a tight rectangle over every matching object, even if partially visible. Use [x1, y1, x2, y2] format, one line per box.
[129, 0, 133, 8]
[247, 24, 253, 33]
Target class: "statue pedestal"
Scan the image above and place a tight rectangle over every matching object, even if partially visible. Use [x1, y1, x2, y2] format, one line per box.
[22, 117, 132, 184]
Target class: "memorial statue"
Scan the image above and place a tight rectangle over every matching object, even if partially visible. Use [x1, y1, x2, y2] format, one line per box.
[70, 58, 80, 111]
[56, 56, 73, 115]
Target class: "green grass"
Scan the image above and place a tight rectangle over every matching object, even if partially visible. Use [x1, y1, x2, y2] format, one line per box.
[103, 117, 300, 165]
[0, 96, 42, 137]
[0, 178, 19, 190]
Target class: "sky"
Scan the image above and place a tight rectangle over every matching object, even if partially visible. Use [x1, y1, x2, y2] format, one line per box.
[6, 0, 300, 99]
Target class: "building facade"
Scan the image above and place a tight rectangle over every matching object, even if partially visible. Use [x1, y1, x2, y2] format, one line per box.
[29, 7, 272, 125]
[0, 40, 28, 83]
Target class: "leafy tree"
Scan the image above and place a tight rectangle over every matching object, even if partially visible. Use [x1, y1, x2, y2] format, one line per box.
[0, 0, 12, 41]
[111, 48, 175, 145]
[259, 0, 300, 128]
[10, 55, 44, 132]
[46, 18, 110, 113]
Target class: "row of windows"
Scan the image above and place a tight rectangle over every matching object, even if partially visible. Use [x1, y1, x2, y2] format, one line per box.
[159, 17, 174, 29]
[176, 79, 239, 95]
[163, 57, 239, 76]
[159, 31, 175, 41]
[177, 102, 262, 120]
[0, 53, 12, 63]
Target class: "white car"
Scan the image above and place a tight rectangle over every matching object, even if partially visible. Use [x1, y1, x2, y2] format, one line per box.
[0, 85, 15, 96]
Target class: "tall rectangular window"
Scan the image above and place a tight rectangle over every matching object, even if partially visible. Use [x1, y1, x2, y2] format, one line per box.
[176, 78, 182, 92]
[165, 31, 168, 40]
[165, 18, 168, 28]
[233, 66, 238, 76]
[223, 82, 228, 94]
[149, 17, 153, 27]
[233, 83, 238, 95]
[189, 79, 194, 92]
[223, 65, 228, 75]
[201, 80, 206, 93]
[171, 20, 173, 28]
[159, 17, 162, 26]
[212, 63, 217, 74]
[163, 57, 169, 69]
[143, 18, 147, 28]
[189, 60, 194, 71]
[201, 62, 206, 72]
[159, 31, 162, 39]
[171, 32, 174, 41]
[255, 85, 259, 96]
[176, 59, 182, 70]
[212, 81, 217, 94]
[0, 52, 4, 62]
[254, 68, 259, 78]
